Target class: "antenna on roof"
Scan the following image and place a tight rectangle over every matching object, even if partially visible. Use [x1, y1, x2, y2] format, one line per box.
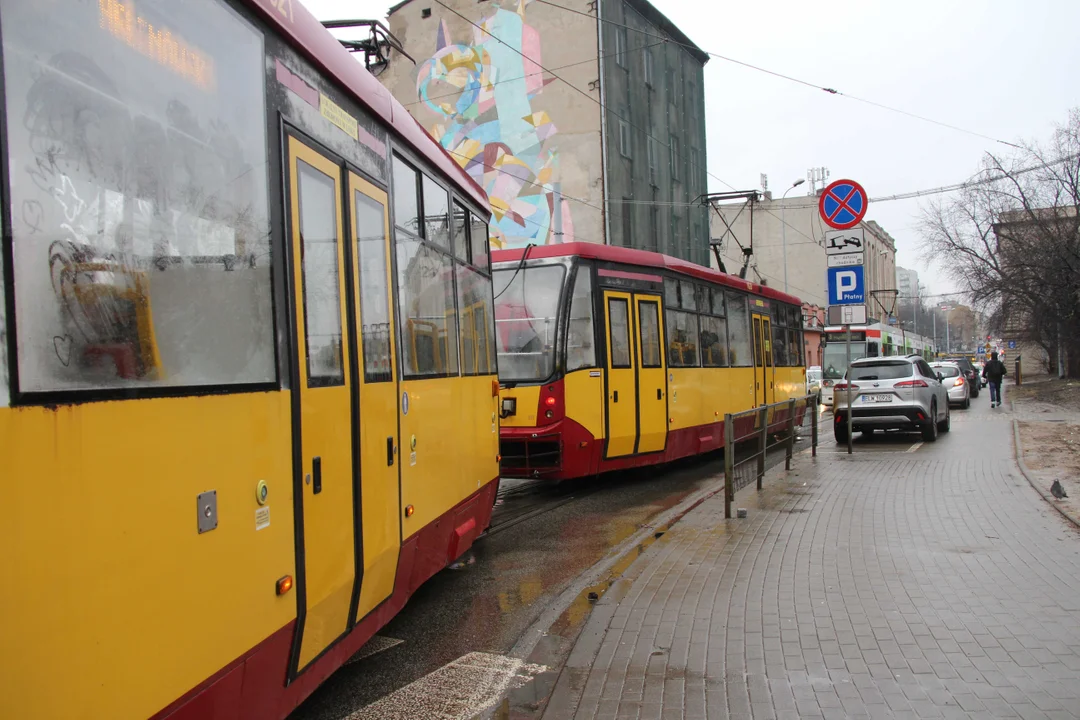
[321, 19, 415, 75]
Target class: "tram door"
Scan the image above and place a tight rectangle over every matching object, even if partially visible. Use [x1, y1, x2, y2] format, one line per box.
[604, 291, 669, 458]
[634, 296, 667, 454]
[288, 138, 357, 670]
[751, 313, 775, 407]
[604, 292, 637, 457]
[346, 173, 401, 625]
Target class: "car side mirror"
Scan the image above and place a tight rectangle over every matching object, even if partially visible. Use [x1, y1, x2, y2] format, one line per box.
[936, 372, 943, 381]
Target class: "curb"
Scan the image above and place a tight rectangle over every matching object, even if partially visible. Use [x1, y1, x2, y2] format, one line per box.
[1011, 411, 1080, 530]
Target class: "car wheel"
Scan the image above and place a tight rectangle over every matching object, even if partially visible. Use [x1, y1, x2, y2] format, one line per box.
[834, 422, 849, 444]
[938, 405, 951, 433]
[862, 428, 875, 438]
[962, 395, 970, 409]
[922, 402, 939, 442]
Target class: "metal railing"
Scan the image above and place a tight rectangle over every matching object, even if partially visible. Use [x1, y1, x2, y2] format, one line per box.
[723, 393, 820, 519]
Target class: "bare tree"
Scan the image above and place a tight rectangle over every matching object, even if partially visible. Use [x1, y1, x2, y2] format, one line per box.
[920, 109, 1080, 377]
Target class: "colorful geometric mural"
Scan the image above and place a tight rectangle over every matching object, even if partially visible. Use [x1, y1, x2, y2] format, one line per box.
[416, 0, 573, 249]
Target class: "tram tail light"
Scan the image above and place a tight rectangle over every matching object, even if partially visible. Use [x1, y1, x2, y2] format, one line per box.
[276, 575, 293, 596]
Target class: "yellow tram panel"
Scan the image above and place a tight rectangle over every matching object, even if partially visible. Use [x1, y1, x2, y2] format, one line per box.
[0, 393, 295, 720]
[563, 369, 605, 441]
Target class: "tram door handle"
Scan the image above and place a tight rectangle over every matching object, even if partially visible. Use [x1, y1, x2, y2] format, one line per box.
[387, 437, 395, 467]
[312, 456, 322, 495]
[613, 390, 619, 403]
[657, 388, 663, 400]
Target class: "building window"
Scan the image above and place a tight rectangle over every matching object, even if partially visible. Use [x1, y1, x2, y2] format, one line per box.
[2, 0, 275, 393]
[643, 49, 654, 87]
[622, 202, 633, 247]
[615, 26, 628, 68]
[670, 135, 680, 181]
[650, 207, 659, 251]
[647, 137, 658, 186]
[618, 118, 632, 158]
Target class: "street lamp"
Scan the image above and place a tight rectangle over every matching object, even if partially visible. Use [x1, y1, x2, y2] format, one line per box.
[781, 178, 806, 293]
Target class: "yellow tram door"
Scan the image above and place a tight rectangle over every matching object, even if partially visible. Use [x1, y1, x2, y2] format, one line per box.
[752, 313, 766, 406]
[634, 295, 667, 454]
[604, 291, 637, 457]
[346, 172, 401, 624]
[762, 315, 776, 405]
[287, 138, 357, 670]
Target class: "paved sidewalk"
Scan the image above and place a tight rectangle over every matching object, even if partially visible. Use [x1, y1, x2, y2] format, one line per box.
[543, 402, 1080, 719]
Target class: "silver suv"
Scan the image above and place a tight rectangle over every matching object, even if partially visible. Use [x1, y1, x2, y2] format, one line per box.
[833, 355, 950, 442]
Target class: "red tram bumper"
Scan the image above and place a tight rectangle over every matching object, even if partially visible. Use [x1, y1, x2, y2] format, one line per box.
[499, 417, 598, 481]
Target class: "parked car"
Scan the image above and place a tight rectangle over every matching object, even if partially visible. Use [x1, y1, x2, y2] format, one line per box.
[973, 361, 988, 387]
[941, 356, 981, 398]
[832, 354, 950, 443]
[807, 366, 822, 398]
[930, 361, 971, 409]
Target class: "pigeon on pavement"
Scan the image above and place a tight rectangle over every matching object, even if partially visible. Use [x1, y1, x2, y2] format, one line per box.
[1050, 480, 1068, 499]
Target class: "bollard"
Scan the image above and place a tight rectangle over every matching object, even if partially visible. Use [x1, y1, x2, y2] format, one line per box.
[757, 405, 768, 490]
[724, 413, 734, 519]
[812, 393, 819, 457]
[1015, 357, 1022, 386]
[786, 398, 797, 471]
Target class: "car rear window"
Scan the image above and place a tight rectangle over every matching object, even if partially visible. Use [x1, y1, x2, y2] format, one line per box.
[934, 366, 961, 378]
[849, 362, 913, 380]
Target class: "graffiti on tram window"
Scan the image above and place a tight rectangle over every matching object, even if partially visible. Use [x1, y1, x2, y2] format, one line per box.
[1, 0, 274, 393]
[416, 0, 574, 250]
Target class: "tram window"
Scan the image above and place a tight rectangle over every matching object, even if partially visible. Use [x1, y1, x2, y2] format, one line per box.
[456, 264, 495, 375]
[452, 202, 470, 261]
[299, 162, 345, 385]
[710, 289, 727, 316]
[772, 325, 789, 368]
[726, 295, 753, 367]
[1, 0, 274, 393]
[493, 264, 564, 382]
[679, 281, 697, 311]
[397, 240, 459, 377]
[470, 213, 491, 272]
[355, 190, 392, 382]
[665, 310, 698, 367]
[638, 301, 662, 368]
[700, 315, 728, 367]
[393, 156, 421, 236]
[664, 278, 679, 308]
[566, 269, 597, 372]
[694, 285, 709, 314]
[608, 299, 631, 368]
[789, 329, 802, 366]
[422, 174, 450, 250]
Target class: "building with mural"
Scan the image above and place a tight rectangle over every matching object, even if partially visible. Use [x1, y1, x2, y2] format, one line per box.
[378, 0, 711, 266]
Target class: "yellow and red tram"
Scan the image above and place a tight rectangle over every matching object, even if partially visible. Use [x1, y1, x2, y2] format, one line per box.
[0, 1, 499, 718]
[493, 243, 808, 480]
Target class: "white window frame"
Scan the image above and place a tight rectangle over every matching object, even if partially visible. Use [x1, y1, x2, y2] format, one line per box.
[615, 27, 627, 68]
[670, 135, 680, 182]
[647, 137, 658, 186]
[644, 49, 654, 87]
[619, 118, 632, 159]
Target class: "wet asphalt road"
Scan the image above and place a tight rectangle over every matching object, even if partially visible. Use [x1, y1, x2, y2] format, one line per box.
[290, 416, 820, 720]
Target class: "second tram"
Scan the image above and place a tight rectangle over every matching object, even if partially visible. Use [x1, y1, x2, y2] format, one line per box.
[493, 243, 809, 480]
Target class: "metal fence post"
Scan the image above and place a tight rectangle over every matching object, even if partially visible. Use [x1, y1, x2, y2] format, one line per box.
[812, 393, 819, 457]
[786, 398, 797, 470]
[724, 413, 734, 519]
[757, 405, 768, 490]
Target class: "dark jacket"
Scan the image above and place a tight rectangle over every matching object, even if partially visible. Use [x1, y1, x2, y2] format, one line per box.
[983, 359, 1007, 383]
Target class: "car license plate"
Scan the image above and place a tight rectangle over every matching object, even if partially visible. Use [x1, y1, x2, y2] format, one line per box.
[863, 394, 892, 403]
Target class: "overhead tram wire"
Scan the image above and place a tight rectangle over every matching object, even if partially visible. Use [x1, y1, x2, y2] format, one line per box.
[532, 0, 1021, 150]
[430, 0, 742, 197]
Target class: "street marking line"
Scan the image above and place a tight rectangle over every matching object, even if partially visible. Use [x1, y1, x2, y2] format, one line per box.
[344, 635, 404, 666]
[907, 442, 924, 453]
[346, 652, 548, 720]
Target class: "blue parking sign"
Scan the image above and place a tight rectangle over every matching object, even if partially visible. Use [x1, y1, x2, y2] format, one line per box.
[827, 266, 865, 305]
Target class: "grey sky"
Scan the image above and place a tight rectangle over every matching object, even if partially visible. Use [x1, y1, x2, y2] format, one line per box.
[300, 0, 1080, 300]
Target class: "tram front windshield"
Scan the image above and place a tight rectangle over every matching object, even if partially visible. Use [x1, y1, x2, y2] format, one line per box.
[492, 264, 567, 383]
[823, 341, 867, 379]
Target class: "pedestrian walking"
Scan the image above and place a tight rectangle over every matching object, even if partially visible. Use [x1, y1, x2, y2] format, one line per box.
[982, 351, 1007, 407]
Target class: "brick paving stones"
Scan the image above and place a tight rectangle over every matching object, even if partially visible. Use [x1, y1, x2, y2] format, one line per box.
[542, 405, 1080, 719]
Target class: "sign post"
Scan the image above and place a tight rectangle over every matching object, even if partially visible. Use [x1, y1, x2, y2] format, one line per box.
[821, 180, 869, 455]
